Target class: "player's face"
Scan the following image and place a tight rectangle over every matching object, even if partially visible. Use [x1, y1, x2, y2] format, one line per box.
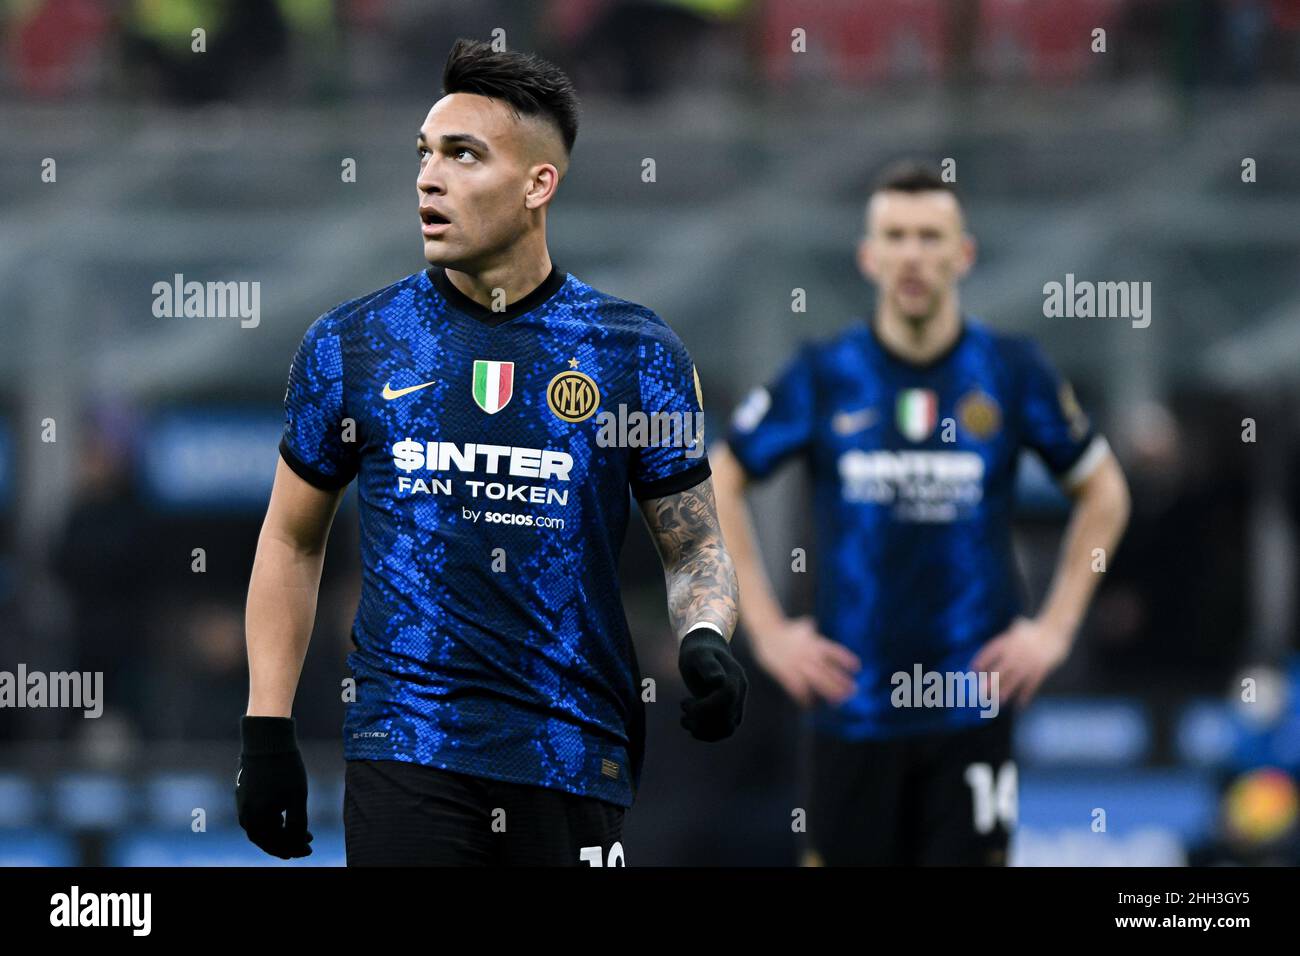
[859, 190, 974, 322]
[416, 93, 558, 269]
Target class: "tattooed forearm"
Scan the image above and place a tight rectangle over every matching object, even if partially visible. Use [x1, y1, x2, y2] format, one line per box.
[640, 478, 740, 641]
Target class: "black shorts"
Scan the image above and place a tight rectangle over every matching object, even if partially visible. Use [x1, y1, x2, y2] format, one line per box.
[807, 713, 1017, 866]
[344, 759, 627, 866]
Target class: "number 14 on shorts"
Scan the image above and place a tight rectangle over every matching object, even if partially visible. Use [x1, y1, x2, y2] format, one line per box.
[965, 761, 1018, 835]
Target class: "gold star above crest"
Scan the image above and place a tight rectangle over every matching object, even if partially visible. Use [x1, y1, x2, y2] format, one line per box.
[568, 356, 580, 368]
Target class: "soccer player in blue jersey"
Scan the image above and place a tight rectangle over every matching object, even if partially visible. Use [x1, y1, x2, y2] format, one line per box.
[713, 162, 1131, 865]
[235, 40, 745, 866]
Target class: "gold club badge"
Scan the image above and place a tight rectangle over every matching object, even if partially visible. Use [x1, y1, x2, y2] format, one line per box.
[547, 366, 600, 422]
[957, 390, 1002, 440]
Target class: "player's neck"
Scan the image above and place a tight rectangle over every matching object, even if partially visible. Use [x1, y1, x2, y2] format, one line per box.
[873, 302, 963, 366]
[443, 243, 554, 311]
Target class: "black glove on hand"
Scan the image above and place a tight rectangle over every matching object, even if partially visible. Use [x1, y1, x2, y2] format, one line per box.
[678, 627, 747, 741]
[236, 716, 313, 859]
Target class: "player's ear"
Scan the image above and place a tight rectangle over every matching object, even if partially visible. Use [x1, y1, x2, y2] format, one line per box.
[856, 234, 877, 282]
[524, 163, 560, 210]
[956, 232, 977, 279]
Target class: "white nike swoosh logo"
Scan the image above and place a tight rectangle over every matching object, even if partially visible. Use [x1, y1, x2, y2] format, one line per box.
[831, 407, 879, 435]
[381, 379, 438, 400]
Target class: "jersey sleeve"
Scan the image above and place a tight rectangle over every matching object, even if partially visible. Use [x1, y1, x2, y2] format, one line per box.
[278, 314, 360, 491]
[724, 344, 816, 481]
[629, 321, 711, 500]
[1017, 339, 1108, 489]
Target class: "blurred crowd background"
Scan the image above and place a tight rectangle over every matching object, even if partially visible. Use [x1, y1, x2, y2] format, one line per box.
[2, 0, 1300, 866]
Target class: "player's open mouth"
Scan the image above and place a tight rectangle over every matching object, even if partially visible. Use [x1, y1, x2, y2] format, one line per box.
[420, 208, 451, 236]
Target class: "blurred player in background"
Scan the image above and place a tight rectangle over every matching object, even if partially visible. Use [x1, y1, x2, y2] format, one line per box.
[236, 39, 745, 866]
[713, 163, 1130, 865]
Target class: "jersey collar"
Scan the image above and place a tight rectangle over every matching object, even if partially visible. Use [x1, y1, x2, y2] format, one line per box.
[866, 314, 968, 370]
[427, 261, 566, 326]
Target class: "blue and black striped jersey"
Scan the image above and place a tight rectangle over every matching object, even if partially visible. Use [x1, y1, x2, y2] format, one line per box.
[280, 264, 709, 807]
[726, 318, 1105, 740]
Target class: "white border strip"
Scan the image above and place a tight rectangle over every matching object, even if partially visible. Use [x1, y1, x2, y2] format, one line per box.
[1060, 435, 1111, 491]
[688, 622, 726, 639]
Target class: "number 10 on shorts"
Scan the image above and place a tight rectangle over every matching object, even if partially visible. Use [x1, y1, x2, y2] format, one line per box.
[580, 842, 626, 866]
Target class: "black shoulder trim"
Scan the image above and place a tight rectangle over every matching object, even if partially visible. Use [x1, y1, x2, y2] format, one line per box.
[630, 457, 712, 501]
[279, 437, 356, 491]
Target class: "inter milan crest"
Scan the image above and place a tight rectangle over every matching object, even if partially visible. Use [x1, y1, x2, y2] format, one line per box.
[472, 359, 514, 414]
[957, 390, 1002, 440]
[895, 388, 938, 442]
[547, 363, 600, 423]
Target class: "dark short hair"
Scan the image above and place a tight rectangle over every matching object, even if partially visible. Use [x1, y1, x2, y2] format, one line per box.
[442, 39, 580, 155]
[871, 160, 956, 197]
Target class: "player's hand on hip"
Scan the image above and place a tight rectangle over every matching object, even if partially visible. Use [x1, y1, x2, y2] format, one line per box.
[752, 615, 860, 708]
[677, 626, 748, 741]
[236, 716, 314, 859]
[971, 616, 1071, 709]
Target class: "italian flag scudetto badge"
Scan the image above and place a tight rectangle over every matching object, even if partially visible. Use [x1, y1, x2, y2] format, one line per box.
[472, 360, 514, 414]
[896, 388, 938, 442]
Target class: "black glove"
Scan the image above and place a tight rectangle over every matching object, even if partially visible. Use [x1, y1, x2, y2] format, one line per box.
[678, 627, 747, 741]
[236, 716, 313, 859]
